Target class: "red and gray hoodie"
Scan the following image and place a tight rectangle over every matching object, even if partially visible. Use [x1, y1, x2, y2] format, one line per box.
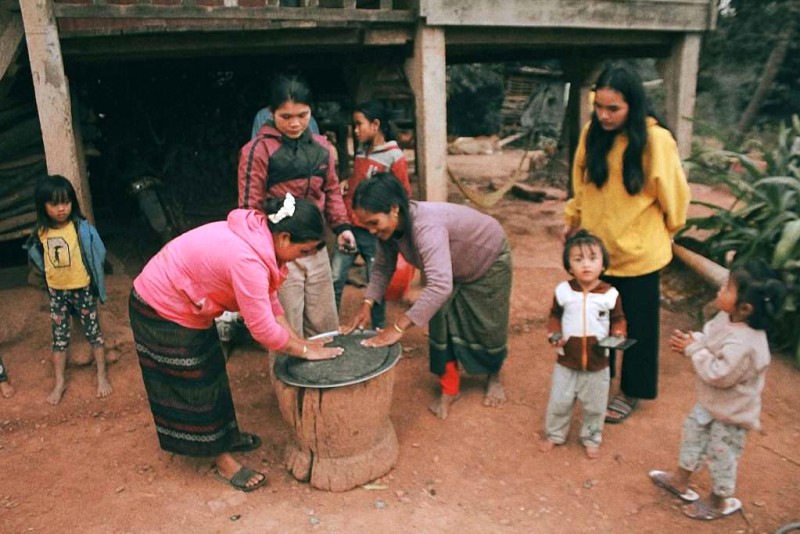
[238, 124, 351, 235]
[344, 140, 411, 226]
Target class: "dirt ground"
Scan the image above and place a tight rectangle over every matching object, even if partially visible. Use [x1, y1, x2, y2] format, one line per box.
[1, 151, 798, 534]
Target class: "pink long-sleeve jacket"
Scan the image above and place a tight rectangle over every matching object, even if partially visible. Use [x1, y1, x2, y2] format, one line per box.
[133, 209, 291, 351]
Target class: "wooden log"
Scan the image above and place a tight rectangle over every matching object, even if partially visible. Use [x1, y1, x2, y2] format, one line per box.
[0, 161, 46, 191]
[0, 189, 36, 216]
[0, 101, 36, 130]
[672, 243, 729, 288]
[0, 153, 45, 171]
[272, 359, 399, 492]
[0, 211, 35, 234]
[0, 117, 42, 160]
[0, 226, 34, 242]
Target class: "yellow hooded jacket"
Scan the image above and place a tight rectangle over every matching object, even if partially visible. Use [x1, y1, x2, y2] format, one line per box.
[565, 117, 691, 277]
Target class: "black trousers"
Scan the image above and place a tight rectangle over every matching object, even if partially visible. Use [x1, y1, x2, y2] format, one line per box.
[602, 270, 661, 400]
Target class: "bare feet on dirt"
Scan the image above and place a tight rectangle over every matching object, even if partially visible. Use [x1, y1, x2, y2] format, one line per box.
[539, 439, 558, 453]
[483, 373, 506, 407]
[96, 375, 113, 398]
[428, 393, 460, 419]
[47, 380, 67, 405]
[585, 445, 600, 460]
[0, 381, 15, 398]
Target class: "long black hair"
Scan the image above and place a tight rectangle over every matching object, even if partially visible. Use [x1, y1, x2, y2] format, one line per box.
[351, 171, 412, 237]
[34, 175, 85, 230]
[585, 63, 670, 195]
[354, 100, 396, 145]
[264, 195, 324, 243]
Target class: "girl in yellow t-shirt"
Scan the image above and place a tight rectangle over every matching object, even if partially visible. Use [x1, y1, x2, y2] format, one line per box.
[25, 175, 111, 405]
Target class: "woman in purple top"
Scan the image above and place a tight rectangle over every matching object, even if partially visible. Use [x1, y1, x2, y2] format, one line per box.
[341, 172, 512, 419]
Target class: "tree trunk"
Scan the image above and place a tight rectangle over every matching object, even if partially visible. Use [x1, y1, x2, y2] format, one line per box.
[734, 20, 794, 143]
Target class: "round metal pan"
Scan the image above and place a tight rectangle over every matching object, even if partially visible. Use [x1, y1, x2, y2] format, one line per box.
[274, 330, 402, 388]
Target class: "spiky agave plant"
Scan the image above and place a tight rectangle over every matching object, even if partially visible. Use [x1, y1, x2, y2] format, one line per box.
[681, 116, 800, 363]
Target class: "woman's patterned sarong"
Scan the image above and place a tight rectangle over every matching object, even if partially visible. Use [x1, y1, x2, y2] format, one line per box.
[129, 290, 240, 457]
[428, 240, 512, 376]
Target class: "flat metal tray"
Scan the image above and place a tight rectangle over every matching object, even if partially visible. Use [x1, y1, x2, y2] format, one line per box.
[274, 330, 402, 388]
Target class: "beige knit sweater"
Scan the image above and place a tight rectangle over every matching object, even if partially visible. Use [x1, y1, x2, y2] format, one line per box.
[685, 312, 771, 431]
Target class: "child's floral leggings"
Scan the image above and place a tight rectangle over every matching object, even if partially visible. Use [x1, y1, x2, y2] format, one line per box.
[679, 409, 746, 497]
[49, 286, 104, 352]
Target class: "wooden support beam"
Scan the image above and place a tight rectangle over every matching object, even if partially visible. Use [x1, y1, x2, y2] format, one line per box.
[657, 33, 701, 159]
[404, 25, 447, 202]
[562, 57, 603, 192]
[419, 0, 716, 32]
[0, 11, 23, 82]
[20, 0, 94, 222]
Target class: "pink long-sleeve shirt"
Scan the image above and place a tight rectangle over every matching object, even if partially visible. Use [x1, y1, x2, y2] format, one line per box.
[133, 209, 291, 351]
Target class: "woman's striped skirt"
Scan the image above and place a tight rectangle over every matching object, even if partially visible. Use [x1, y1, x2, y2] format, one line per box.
[428, 239, 512, 376]
[129, 289, 240, 457]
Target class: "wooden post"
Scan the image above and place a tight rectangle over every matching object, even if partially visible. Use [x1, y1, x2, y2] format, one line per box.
[657, 33, 702, 160]
[404, 25, 447, 202]
[19, 0, 94, 222]
[562, 58, 603, 195]
[0, 11, 24, 82]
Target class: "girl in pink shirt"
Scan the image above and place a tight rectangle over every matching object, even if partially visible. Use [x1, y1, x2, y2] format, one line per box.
[129, 195, 342, 493]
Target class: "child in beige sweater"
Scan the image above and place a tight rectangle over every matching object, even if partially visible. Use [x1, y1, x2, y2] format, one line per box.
[650, 259, 786, 521]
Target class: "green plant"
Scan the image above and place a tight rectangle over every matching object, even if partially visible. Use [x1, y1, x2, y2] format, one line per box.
[680, 115, 800, 363]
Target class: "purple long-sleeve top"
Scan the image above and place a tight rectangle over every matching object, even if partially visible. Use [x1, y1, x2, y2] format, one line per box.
[365, 201, 506, 326]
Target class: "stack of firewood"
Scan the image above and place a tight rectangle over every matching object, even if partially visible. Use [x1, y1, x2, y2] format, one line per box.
[0, 98, 45, 242]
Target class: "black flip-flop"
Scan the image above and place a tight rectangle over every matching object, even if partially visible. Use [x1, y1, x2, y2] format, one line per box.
[649, 469, 700, 502]
[682, 498, 742, 520]
[215, 466, 267, 493]
[605, 396, 638, 424]
[228, 432, 262, 453]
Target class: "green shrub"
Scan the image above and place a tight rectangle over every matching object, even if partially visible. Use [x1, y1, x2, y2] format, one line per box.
[680, 116, 800, 363]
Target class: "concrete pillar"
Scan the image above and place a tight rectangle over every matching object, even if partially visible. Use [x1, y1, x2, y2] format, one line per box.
[19, 0, 93, 221]
[404, 25, 447, 202]
[657, 33, 702, 160]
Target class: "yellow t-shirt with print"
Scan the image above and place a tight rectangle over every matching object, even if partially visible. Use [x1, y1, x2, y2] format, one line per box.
[39, 223, 91, 290]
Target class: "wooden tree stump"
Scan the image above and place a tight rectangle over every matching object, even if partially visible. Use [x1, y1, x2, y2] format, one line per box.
[272, 365, 399, 492]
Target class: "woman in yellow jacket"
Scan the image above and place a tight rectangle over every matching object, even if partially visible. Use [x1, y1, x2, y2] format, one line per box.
[564, 63, 691, 423]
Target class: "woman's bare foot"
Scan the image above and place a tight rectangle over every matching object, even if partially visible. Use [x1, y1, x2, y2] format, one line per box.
[47, 380, 67, 405]
[428, 393, 461, 419]
[539, 439, 559, 453]
[483, 373, 506, 407]
[0, 381, 15, 398]
[584, 445, 600, 460]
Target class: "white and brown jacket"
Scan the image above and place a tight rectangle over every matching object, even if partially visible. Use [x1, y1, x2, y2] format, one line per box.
[547, 279, 627, 372]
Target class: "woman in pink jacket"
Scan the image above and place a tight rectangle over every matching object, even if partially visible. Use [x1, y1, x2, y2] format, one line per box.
[129, 195, 342, 493]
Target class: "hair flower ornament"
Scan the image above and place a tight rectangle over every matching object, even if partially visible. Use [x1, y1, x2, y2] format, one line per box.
[268, 193, 296, 224]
